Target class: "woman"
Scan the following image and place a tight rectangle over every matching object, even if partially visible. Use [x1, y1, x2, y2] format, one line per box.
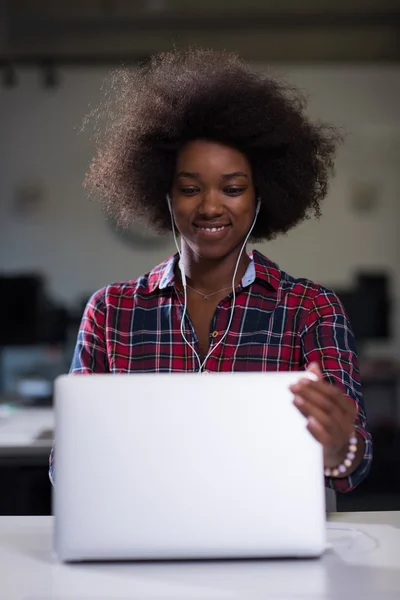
[50, 48, 372, 492]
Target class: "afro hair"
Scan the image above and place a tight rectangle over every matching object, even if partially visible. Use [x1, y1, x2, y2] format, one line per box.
[84, 48, 343, 241]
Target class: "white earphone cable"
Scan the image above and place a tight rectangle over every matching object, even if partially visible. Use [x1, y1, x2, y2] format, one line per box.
[167, 195, 260, 373]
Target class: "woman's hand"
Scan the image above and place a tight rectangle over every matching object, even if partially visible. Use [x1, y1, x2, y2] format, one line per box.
[290, 363, 358, 470]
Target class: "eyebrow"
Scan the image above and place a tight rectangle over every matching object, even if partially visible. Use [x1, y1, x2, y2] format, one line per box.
[176, 171, 249, 180]
[176, 171, 200, 179]
[221, 172, 249, 181]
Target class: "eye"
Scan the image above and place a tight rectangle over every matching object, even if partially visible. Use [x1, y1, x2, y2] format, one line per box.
[180, 187, 199, 196]
[224, 187, 246, 195]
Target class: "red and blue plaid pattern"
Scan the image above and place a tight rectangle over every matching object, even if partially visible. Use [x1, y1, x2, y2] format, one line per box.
[49, 250, 372, 492]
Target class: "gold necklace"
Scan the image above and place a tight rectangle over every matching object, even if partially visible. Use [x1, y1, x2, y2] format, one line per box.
[185, 283, 232, 300]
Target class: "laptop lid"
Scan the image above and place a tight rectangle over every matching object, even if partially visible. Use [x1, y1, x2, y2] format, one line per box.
[53, 371, 326, 561]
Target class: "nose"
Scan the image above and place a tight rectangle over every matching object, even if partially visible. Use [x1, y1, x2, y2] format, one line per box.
[198, 189, 223, 217]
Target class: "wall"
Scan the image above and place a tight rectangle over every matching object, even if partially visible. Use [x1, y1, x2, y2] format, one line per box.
[0, 65, 399, 357]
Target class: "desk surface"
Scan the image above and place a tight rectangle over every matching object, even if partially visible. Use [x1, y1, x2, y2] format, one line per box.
[1, 512, 400, 600]
[0, 407, 53, 457]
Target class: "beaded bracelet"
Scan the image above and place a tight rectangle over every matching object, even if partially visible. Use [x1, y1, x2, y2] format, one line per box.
[324, 433, 358, 478]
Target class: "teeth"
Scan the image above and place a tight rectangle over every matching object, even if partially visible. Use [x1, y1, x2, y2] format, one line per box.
[200, 226, 225, 232]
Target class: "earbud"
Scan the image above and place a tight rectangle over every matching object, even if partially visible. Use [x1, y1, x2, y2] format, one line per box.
[255, 198, 261, 216]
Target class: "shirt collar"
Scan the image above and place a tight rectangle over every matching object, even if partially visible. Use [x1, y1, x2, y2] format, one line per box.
[146, 249, 280, 294]
[248, 249, 281, 291]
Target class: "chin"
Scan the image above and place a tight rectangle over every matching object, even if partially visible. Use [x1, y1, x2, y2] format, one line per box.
[188, 241, 237, 261]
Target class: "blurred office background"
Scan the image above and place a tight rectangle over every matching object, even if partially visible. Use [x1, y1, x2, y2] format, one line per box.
[0, 0, 399, 515]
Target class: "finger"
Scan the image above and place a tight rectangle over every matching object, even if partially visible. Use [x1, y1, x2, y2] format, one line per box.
[311, 380, 357, 417]
[293, 395, 345, 437]
[315, 381, 358, 422]
[292, 386, 355, 441]
[306, 362, 323, 379]
[306, 416, 332, 447]
[293, 384, 340, 418]
[291, 379, 357, 419]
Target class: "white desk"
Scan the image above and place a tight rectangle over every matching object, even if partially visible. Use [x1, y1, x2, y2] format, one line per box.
[0, 407, 53, 457]
[1, 512, 400, 600]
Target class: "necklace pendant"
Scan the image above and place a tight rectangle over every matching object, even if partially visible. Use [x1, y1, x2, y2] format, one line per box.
[203, 295, 209, 300]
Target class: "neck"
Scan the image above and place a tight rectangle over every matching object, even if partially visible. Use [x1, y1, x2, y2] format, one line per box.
[178, 243, 251, 292]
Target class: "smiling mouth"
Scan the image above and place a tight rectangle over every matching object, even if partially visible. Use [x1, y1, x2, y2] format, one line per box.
[194, 224, 231, 232]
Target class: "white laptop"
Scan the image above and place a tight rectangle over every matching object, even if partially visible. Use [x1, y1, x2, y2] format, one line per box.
[53, 371, 326, 562]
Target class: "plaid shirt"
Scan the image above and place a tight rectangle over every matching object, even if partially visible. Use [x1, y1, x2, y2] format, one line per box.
[49, 249, 372, 492]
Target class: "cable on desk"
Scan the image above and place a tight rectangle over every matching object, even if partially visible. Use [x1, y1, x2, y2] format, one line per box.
[326, 525, 379, 554]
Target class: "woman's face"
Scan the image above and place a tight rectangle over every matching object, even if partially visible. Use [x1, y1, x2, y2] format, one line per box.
[171, 139, 256, 260]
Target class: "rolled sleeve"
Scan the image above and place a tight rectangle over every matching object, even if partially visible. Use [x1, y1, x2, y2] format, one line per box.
[301, 286, 373, 493]
[70, 288, 109, 374]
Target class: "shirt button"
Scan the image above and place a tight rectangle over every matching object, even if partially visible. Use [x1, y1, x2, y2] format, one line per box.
[211, 330, 219, 338]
